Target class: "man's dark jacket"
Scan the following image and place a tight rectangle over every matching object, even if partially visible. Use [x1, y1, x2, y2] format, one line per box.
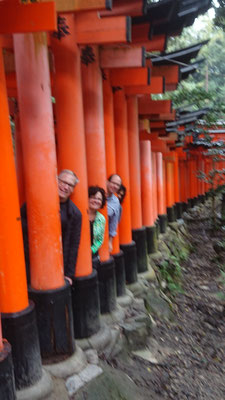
[21, 200, 82, 282]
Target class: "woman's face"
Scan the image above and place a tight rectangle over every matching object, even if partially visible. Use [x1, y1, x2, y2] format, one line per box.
[89, 191, 103, 211]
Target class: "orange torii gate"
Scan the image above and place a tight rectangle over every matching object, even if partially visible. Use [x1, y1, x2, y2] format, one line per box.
[0, 1, 214, 399]
[0, 1, 60, 397]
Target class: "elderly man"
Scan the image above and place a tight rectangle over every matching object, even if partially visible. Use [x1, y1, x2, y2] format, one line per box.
[21, 169, 82, 284]
[106, 174, 122, 252]
[58, 169, 82, 284]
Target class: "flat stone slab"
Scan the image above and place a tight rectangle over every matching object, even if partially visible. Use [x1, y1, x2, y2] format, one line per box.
[66, 364, 103, 396]
[44, 345, 87, 379]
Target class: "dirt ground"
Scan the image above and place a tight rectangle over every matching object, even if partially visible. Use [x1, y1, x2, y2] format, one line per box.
[108, 216, 225, 399]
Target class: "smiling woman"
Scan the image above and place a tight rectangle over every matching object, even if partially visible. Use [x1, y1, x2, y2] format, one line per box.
[88, 186, 106, 265]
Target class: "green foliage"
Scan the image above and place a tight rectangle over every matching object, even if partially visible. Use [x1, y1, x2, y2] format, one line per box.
[158, 256, 184, 296]
[153, 16, 225, 123]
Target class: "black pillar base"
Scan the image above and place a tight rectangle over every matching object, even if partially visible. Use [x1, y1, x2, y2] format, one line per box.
[175, 202, 183, 219]
[113, 251, 126, 297]
[188, 198, 194, 208]
[155, 219, 160, 239]
[158, 214, 167, 233]
[120, 241, 138, 284]
[132, 227, 148, 273]
[2, 303, 42, 389]
[0, 341, 16, 399]
[193, 196, 198, 205]
[29, 282, 75, 360]
[199, 195, 203, 203]
[181, 202, 188, 213]
[146, 225, 158, 254]
[167, 206, 176, 222]
[97, 257, 117, 314]
[71, 270, 100, 339]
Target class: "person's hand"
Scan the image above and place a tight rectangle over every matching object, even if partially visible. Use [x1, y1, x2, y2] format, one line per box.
[65, 276, 73, 285]
[109, 237, 113, 253]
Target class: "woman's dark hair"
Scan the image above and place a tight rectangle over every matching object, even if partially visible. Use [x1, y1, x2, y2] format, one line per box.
[88, 186, 106, 209]
[118, 184, 126, 204]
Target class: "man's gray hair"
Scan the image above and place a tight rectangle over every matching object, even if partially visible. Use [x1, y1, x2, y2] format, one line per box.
[59, 169, 79, 185]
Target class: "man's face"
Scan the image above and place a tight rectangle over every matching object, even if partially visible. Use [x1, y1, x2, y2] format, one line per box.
[107, 175, 122, 196]
[58, 173, 76, 202]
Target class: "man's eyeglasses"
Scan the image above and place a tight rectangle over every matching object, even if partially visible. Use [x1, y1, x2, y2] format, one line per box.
[58, 178, 75, 189]
[110, 181, 121, 188]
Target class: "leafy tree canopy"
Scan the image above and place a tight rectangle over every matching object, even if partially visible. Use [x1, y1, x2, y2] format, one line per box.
[152, 14, 225, 124]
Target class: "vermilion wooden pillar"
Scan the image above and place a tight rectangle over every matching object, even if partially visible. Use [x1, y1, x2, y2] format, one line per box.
[152, 152, 158, 223]
[114, 89, 138, 283]
[156, 152, 167, 232]
[165, 158, 176, 222]
[14, 32, 75, 359]
[51, 14, 101, 334]
[14, 112, 25, 206]
[174, 151, 182, 218]
[82, 44, 117, 312]
[102, 70, 120, 254]
[127, 95, 148, 273]
[179, 159, 188, 210]
[103, 71, 126, 297]
[188, 157, 198, 206]
[14, 33, 64, 291]
[0, 42, 42, 391]
[140, 141, 157, 254]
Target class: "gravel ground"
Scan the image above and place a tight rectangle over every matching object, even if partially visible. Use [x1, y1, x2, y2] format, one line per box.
[109, 216, 225, 400]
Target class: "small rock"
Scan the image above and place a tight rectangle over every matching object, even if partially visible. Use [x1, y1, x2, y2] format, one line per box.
[85, 349, 99, 365]
[199, 285, 210, 290]
[132, 349, 158, 364]
[66, 375, 84, 396]
[79, 364, 103, 383]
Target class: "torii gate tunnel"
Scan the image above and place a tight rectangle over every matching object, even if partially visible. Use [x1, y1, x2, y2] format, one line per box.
[0, 1, 219, 399]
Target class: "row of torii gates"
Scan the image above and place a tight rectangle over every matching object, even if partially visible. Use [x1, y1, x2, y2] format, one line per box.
[0, 0, 217, 399]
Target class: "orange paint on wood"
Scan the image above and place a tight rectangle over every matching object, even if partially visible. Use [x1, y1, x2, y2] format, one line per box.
[150, 111, 176, 121]
[0, 46, 29, 313]
[152, 65, 179, 85]
[173, 151, 180, 203]
[138, 97, 172, 115]
[132, 23, 149, 43]
[14, 33, 64, 291]
[0, 2, 57, 34]
[14, 113, 26, 206]
[152, 152, 158, 221]
[110, 67, 150, 87]
[156, 152, 165, 215]
[179, 160, 188, 202]
[75, 12, 130, 44]
[114, 89, 132, 244]
[100, 0, 143, 17]
[51, 14, 93, 276]
[81, 45, 109, 261]
[102, 70, 120, 254]
[100, 46, 145, 69]
[127, 96, 142, 229]
[140, 141, 154, 226]
[165, 160, 174, 207]
[165, 83, 178, 91]
[125, 77, 164, 95]
[42, 0, 111, 12]
[0, 35, 13, 50]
